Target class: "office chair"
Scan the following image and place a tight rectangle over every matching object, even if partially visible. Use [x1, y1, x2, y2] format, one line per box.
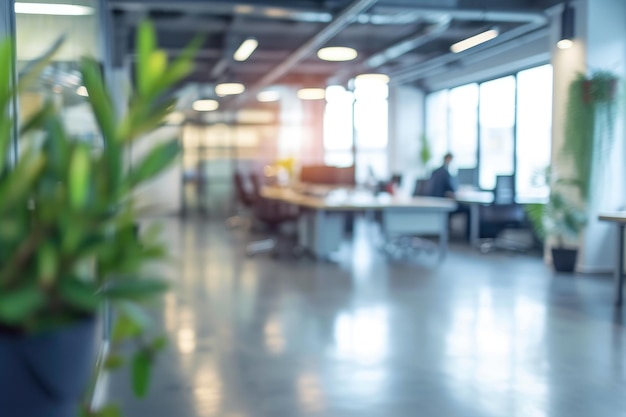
[245, 174, 300, 257]
[477, 175, 527, 253]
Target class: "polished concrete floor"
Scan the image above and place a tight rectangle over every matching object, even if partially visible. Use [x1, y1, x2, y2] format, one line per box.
[110, 218, 626, 417]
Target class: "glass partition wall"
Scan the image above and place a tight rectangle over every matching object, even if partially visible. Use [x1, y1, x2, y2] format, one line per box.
[15, 0, 102, 148]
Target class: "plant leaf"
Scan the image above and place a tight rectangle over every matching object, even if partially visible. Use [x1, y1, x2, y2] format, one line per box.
[137, 20, 157, 96]
[103, 279, 169, 301]
[131, 350, 152, 398]
[69, 145, 91, 209]
[0, 285, 46, 324]
[81, 57, 117, 143]
[111, 313, 142, 343]
[127, 139, 180, 187]
[58, 279, 100, 312]
[104, 354, 125, 370]
[92, 404, 122, 417]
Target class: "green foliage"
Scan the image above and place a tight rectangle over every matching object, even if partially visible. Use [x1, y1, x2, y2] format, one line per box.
[419, 132, 432, 167]
[525, 170, 587, 248]
[563, 70, 619, 201]
[0, 20, 200, 411]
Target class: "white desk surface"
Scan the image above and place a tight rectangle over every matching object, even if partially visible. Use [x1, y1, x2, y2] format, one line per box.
[599, 211, 626, 223]
[455, 189, 494, 204]
[261, 186, 457, 211]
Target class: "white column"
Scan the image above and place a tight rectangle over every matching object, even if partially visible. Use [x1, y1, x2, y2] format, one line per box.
[1, 0, 18, 164]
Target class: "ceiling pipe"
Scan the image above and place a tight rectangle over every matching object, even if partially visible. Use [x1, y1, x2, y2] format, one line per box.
[112, 2, 547, 27]
[390, 18, 548, 85]
[365, 19, 450, 68]
[230, 0, 379, 107]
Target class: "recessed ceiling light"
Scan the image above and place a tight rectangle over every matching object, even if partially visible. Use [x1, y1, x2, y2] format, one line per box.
[257, 90, 281, 102]
[215, 83, 245, 96]
[234, 5, 254, 14]
[192, 99, 219, 112]
[297, 88, 326, 100]
[557, 39, 573, 49]
[354, 73, 390, 83]
[450, 29, 499, 53]
[233, 38, 258, 62]
[264, 7, 289, 18]
[15, 2, 94, 15]
[317, 46, 358, 62]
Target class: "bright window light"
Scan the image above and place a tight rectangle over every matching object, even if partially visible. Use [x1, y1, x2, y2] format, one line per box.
[317, 46, 358, 62]
[192, 99, 219, 112]
[450, 29, 499, 53]
[15, 2, 94, 15]
[215, 83, 245, 96]
[233, 38, 258, 61]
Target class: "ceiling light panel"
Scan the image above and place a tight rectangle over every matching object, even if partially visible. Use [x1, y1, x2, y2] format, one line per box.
[317, 46, 358, 62]
[233, 38, 258, 62]
[15, 2, 94, 15]
[450, 29, 499, 53]
[215, 83, 245, 96]
[193, 99, 219, 112]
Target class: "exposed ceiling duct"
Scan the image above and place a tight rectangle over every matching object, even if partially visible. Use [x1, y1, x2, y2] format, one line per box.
[390, 16, 548, 85]
[231, 0, 379, 107]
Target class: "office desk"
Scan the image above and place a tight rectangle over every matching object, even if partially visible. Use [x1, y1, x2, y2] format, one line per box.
[455, 189, 494, 245]
[261, 187, 457, 259]
[599, 211, 626, 305]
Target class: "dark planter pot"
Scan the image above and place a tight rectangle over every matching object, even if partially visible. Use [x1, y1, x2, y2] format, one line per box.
[552, 248, 578, 273]
[0, 318, 96, 417]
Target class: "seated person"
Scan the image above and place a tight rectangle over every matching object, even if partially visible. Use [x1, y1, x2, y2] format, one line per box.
[426, 152, 471, 240]
[425, 153, 457, 198]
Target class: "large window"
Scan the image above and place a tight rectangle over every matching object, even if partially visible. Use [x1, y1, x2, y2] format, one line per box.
[425, 90, 449, 168]
[516, 65, 552, 200]
[448, 84, 478, 170]
[353, 76, 389, 183]
[479, 76, 516, 190]
[424, 65, 553, 198]
[323, 86, 354, 167]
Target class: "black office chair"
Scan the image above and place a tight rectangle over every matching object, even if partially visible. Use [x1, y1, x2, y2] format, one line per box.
[478, 175, 527, 253]
[245, 173, 300, 257]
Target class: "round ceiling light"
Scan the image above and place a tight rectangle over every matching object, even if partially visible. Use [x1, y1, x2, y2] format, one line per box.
[297, 88, 326, 100]
[257, 90, 281, 102]
[215, 82, 245, 96]
[192, 99, 219, 112]
[317, 46, 358, 62]
[557, 39, 573, 50]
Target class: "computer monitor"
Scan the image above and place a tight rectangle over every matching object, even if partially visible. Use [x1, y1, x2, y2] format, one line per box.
[456, 168, 477, 187]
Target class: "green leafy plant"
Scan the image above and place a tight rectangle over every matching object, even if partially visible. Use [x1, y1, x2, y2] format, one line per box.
[527, 191, 587, 248]
[563, 70, 619, 200]
[0, 21, 200, 415]
[419, 132, 432, 170]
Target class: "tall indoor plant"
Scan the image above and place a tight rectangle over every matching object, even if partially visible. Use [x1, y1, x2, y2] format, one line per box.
[0, 22, 199, 417]
[529, 70, 619, 272]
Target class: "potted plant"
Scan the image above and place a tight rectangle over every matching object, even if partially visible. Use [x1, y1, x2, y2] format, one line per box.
[527, 190, 587, 272]
[0, 22, 199, 417]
